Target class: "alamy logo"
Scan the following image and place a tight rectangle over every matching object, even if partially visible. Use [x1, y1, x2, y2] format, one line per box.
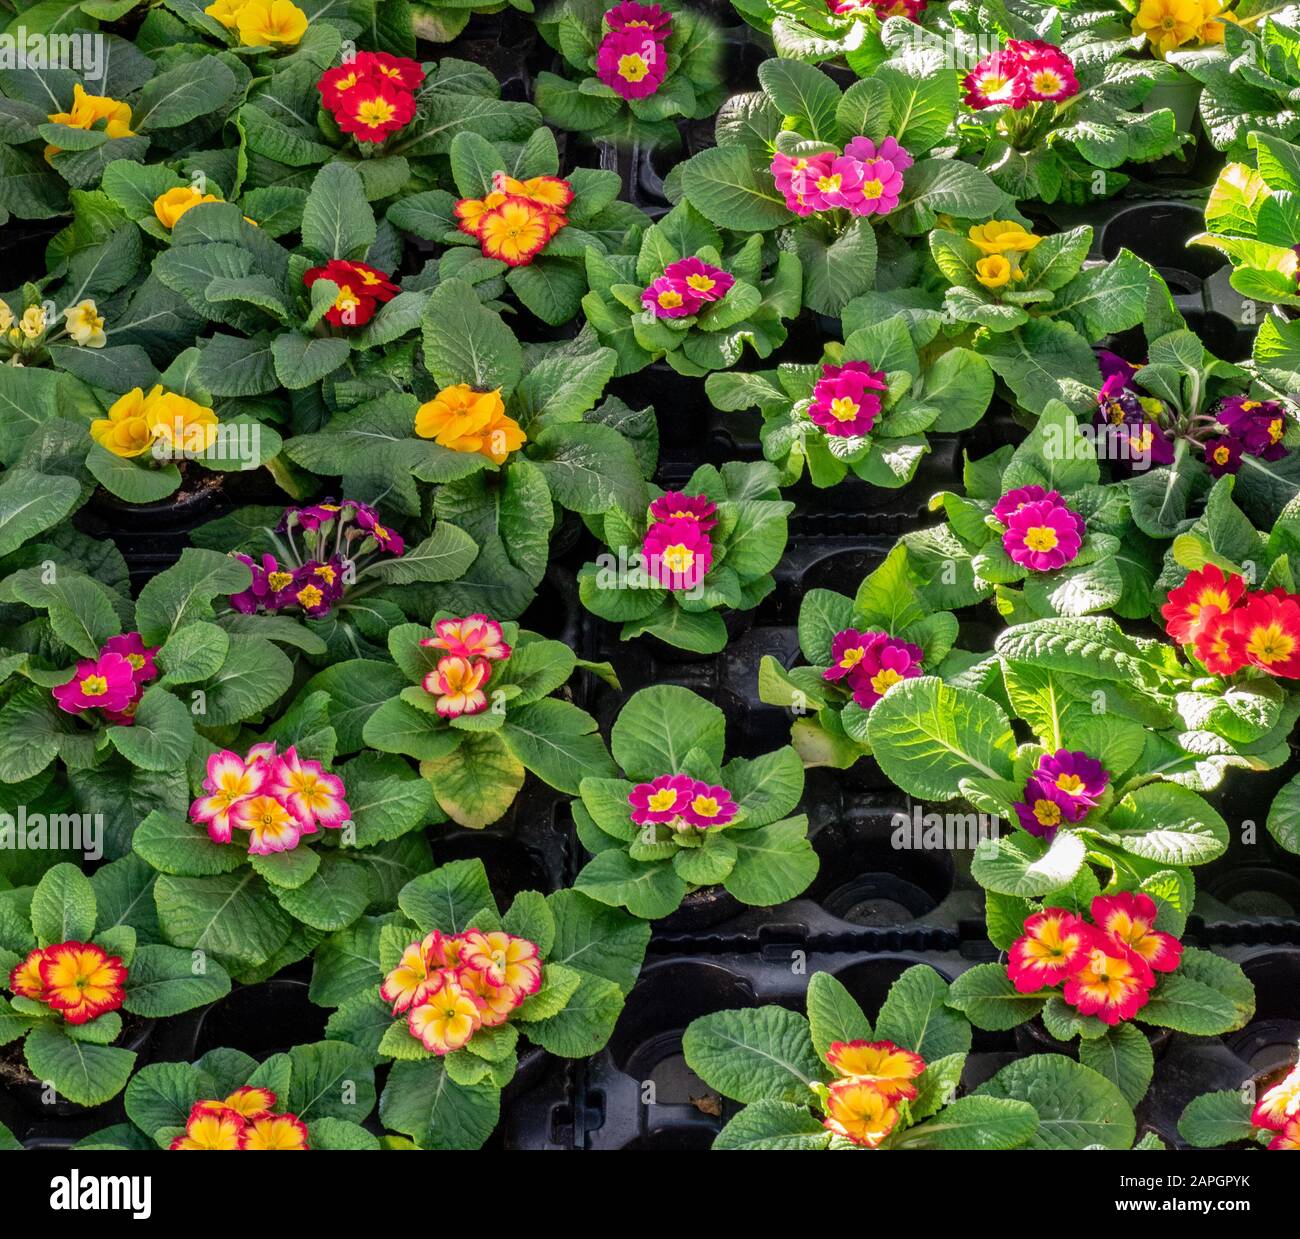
[49, 1172, 152, 1220]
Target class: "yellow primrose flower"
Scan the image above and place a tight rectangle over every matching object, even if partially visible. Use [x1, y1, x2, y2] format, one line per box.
[153, 185, 223, 229]
[19, 306, 47, 341]
[1196, 0, 1235, 43]
[1132, 0, 1203, 56]
[967, 220, 1041, 256]
[204, 0, 248, 27]
[234, 0, 308, 47]
[976, 255, 1014, 289]
[145, 387, 220, 456]
[0, 299, 11, 332]
[90, 388, 156, 458]
[63, 300, 106, 348]
[45, 83, 134, 159]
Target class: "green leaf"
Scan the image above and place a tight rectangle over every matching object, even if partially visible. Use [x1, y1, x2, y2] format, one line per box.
[684, 1006, 823, 1104]
[894, 1095, 1038, 1149]
[398, 859, 496, 935]
[874, 965, 971, 1060]
[975, 1056, 1135, 1150]
[31, 863, 97, 945]
[24, 1023, 136, 1106]
[725, 816, 818, 907]
[421, 278, 522, 396]
[135, 548, 251, 646]
[806, 972, 872, 1059]
[121, 944, 231, 1017]
[1078, 1023, 1154, 1107]
[301, 162, 376, 261]
[133, 811, 247, 877]
[106, 686, 195, 772]
[1177, 1090, 1256, 1148]
[379, 1057, 500, 1150]
[681, 144, 792, 232]
[946, 963, 1045, 1031]
[713, 1098, 832, 1150]
[610, 685, 726, 780]
[153, 871, 292, 968]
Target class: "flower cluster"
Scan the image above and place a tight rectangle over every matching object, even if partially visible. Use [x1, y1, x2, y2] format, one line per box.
[771, 136, 911, 218]
[52, 633, 159, 725]
[628, 774, 739, 830]
[1008, 894, 1183, 1025]
[1205, 395, 1290, 479]
[204, 0, 308, 48]
[317, 51, 424, 142]
[823, 629, 923, 709]
[380, 928, 543, 1055]
[89, 385, 218, 460]
[414, 384, 528, 465]
[229, 499, 403, 619]
[963, 40, 1079, 110]
[640, 491, 718, 590]
[1132, 0, 1234, 57]
[303, 258, 399, 328]
[454, 172, 573, 267]
[419, 614, 512, 719]
[597, 3, 671, 100]
[1093, 353, 1176, 469]
[826, 0, 927, 19]
[808, 360, 888, 438]
[8, 940, 127, 1025]
[1162, 566, 1300, 679]
[994, 485, 1086, 573]
[642, 257, 734, 319]
[1253, 1060, 1300, 1150]
[968, 219, 1042, 290]
[820, 1040, 926, 1147]
[0, 296, 106, 360]
[1012, 748, 1109, 838]
[171, 1087, 309, 1150]
[190, 743, 350, 854]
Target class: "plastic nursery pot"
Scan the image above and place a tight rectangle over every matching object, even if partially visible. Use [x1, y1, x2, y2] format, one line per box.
[0, 220, 64, 288]
[594, 959, 759, 1149]
[654, 884, 746, 933]
[1141, 80, 1203, 143]
[805, 811, 956, 929]
[1223, 950, 1300, 1077]
[1098, 201, 1221, 286]
[0, 1015, 154, 1121]
[78, 468, 229, 588]
[441, 10, 537, 103]
[830, 955, 955, 1017]
[189, 978, 327, 1060]
[519, 566, 582, 646]
[1013, 1014, 1175, 1060]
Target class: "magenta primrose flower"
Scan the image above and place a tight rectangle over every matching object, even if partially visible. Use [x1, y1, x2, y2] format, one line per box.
[1205, 435, 1244, 478]
[843, 135, 914, 173]
[101, 632, 160, 683]
[1002, 497, 1085, 572]
[596, 25, 667, 99]
[628, 773, 696, 824]
[642, 276, 700, 318]
[850, 636, 924, 709]
[604, 0, 671, 31]
[854, 157, 906, 216]
[809, 361, 888, 438]
[824, 628, 880, 683]
[681, 781, 738, 828]
[648, 491, 718, 531]
[991, 484, 1055, 525]
[771, 151, 834, 216]
[662, 257, 733, 303]
[642, 517, 713, 590]
[1013, 749, 1109, 838]
[52, 651, 138, 716]
[964, 40, 1078, 110]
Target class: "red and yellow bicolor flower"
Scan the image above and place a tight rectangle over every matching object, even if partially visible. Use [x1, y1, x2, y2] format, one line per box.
[1091, 892, 1182, 973]
[1062, 941, 1154, 1025]
[457, 966, 522, 1028]
[380, 940, 444, 1015]
[170, 1104, 246, 1150]
[38, 941, 127, 1024]
[421, 614, 512, 663]
[240, 1112, 310, 1150]
[821, 1077, 902, 1148]
[1269, 1117, 1300, 1149]
[9, 947, 48, 1001]
[459, 930, 543, 999]
[1006, 908, 1091, 993]
[198, 1086, 278, 1119]
[1253, 1060, 1300, 1132]
[823, 1040, 926, 1102]
[407, 977, 485, 1055]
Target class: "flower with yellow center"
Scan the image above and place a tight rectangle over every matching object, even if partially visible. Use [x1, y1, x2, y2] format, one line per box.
[1023, 524, 1060, 553]
[90, 387, 156, 458]
[45, 83, 133, 159]
[19, 306, 47, 341]
[0, 299, 12, 332]
[414, 384, 527, 465]
[1132, 0, 1203, 56]
[63, 299, 106, 348]
[967, 220, 1041, 256]
[662, 542, 695, 573]
[479, 199, 551, 266]
[975, 255, 1013, 289]
[829, 396, 861, 422]
[618, 52, 650, 82]
[1197, 0, 1236, 44]
[870, 666, 904, 696]
[204, 0, 248, 27]
[235, 0, 308, 47]
[1246, 622, 1295, 667]
[145, 388, 219, 456]
[154, 185, 222, 229]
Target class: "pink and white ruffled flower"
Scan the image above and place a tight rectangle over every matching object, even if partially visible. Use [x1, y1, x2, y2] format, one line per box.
[421, 614, 512, 662]
[963, 51, 1031, 109]
[232, 794, 303, 856]
[423, 655, 492, 718]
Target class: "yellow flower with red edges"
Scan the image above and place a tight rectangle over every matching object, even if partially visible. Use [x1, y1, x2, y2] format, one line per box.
[460, 930, 543, 999]
[422, 614, 512, 662]
[199, 1086, 278, 1118]
[1269, 1117, 1300, 1149]
[1253, 1060, 1300, 1132]
[171, 1104, 246, 1150]
[241, 1112, 310, 1149]
[823, 1040, 926, 1101]
[822, 1077, 902, 1147]
[1062, 940, 1154, 1025]
[1091, 892, 1182, 973]
[37, 941, 127, 1024]
[423, 655, 492, 719]
[455, 173, 572, 267]
[380, 940, 443, 1014]
[407, 976, 485, 1055]
[1007, 907, 1092, 993]
[454, 190, 509, 236]
[457, 967, 522, 1028]
[413, 383, 527, 465]
[9, 947, 48, 1001]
